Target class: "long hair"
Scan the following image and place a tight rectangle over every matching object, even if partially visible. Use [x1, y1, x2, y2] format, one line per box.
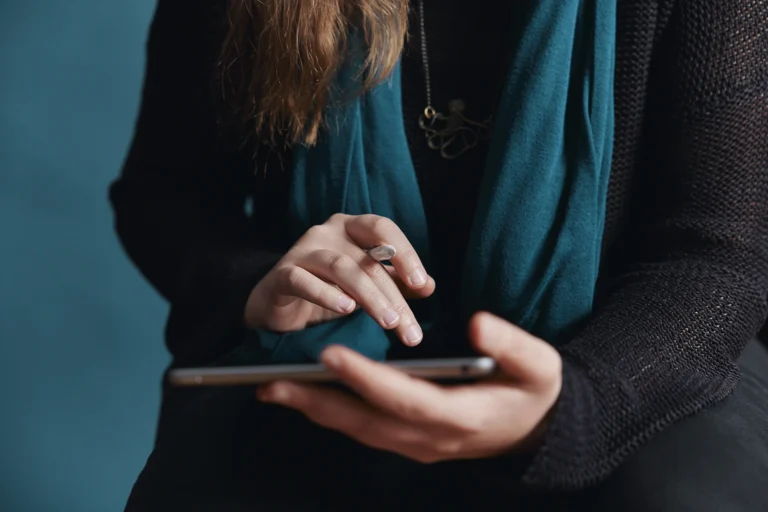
[217, 0, 408, 147]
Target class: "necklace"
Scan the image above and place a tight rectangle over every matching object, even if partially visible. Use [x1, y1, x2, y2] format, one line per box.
[416, 0, 492, 159]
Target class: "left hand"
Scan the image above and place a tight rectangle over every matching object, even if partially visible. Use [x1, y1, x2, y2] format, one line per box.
[257, 312, 563, 463]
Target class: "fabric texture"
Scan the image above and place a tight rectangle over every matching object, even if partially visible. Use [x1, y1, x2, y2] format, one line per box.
[259, 0, 616, 363]
[110, 0, 768, 493]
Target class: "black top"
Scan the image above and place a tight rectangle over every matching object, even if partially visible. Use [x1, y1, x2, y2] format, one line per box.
[110, 0, 768, 491]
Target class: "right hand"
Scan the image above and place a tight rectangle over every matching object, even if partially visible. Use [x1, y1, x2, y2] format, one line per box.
[245, 214, 435, 346]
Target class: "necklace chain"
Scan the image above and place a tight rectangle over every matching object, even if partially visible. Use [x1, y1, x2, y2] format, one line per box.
[417, 0, 434, 115]
[415, 0, 492, 159]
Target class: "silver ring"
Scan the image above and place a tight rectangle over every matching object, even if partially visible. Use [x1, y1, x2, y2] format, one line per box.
[366, 244, 397, 262]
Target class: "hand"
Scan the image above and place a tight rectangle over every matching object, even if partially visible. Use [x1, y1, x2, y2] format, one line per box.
[257, 313, 563, 462]
[245, 214, 435, 346]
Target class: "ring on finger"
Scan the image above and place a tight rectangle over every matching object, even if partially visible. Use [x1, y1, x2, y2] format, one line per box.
[366, 244, 397, 262]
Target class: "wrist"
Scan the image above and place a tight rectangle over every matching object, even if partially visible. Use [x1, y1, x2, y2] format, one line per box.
[517, 401, 557, 453]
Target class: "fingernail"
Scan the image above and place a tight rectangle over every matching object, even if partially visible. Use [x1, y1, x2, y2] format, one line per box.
[409, 268, 427, 287]
[383, 308, 400, 327]
[404, 324, 423, 346]
[337, 295, 355, 312]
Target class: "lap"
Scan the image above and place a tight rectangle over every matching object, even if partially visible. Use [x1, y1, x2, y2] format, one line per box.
[125, 379, 426, 511]
[126, 347, 768, 512]
[584, 365, 768, 512]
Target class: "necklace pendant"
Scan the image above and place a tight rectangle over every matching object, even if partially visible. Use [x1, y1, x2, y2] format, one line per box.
[418, 99, 492, 159]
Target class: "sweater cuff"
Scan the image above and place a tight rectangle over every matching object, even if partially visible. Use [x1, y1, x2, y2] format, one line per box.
[522, 356, 599, 490]
[166, 248, 283, 364]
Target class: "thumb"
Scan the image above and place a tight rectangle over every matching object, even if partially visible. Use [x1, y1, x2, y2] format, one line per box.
[468, 312, 562, 386]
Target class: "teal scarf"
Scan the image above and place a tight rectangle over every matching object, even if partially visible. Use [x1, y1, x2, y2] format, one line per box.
[257, 0, 616, 363]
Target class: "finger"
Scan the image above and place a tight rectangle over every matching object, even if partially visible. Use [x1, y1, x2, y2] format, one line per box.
[384, 265, 436, 300]
[300, 249, 402, 330]
[350, 247, 423, 346]
[273, 265, 357, 314]
[468, 312, 562, 386]
[320, 345, 456, 425]
[257, 381, 428, 454]
[343, 214, 431, 290]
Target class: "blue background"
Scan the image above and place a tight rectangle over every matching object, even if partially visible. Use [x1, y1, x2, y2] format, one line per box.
[0, 1, 168, 510]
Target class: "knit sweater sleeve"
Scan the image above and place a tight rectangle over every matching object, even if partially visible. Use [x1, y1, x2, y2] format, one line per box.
[109, 0, 282, 364]
[523, 0, 768, 489]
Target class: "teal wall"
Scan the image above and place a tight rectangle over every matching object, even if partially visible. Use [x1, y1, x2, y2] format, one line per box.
[0, 1, 169, 510]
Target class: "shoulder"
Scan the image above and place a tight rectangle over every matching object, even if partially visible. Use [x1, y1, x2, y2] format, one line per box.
[148, 0, 228, 44]
[145, 0, 229, 75]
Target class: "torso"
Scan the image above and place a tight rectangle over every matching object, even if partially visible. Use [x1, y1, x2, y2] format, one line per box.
[236, 0, 659, 356]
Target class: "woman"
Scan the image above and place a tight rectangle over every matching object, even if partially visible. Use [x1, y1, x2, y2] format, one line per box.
[112, 0, 768, 510]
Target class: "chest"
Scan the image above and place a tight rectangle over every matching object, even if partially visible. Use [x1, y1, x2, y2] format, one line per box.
[238, 1, 663, 262]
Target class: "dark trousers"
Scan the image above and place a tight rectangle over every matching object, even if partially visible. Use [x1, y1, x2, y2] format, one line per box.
[126, 342, 768, 511]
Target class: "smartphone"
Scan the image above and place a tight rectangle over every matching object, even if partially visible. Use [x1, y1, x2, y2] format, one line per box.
[168, 357, 497, 387]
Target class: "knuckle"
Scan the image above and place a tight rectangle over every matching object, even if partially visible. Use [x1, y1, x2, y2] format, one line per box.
[327, 213, 349, 225]
[284, 266, 306, 289]
[392, 301, 411, 316]
[362, 259, 390, 281]
[274, 264, 296, 282]
[308, 248, 336, 265]
[396, 243, 416, 262]
[326, 252, 357, 274]
[367, 214, 397, 235]
[305, 224, 331, 241]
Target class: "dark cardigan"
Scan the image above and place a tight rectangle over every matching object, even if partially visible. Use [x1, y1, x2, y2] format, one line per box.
[110, 0, 768, 490]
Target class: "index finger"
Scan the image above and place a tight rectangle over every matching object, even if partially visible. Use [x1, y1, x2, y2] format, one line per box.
[344, 214, 430, 289]
[320, 345, 456, 425]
